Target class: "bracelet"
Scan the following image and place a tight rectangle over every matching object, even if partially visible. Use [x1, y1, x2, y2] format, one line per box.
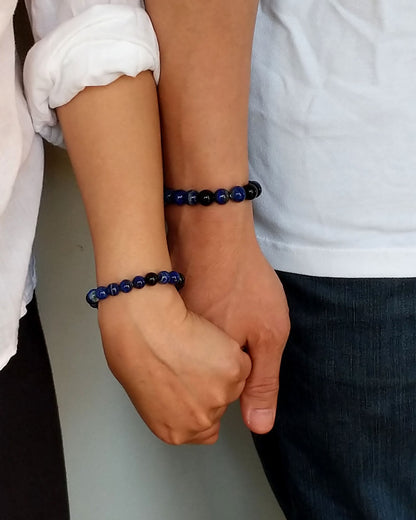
[86, 271, 185, 308]
[164, 180, 262, 207]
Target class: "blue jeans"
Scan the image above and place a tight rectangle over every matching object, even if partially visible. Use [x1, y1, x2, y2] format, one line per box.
[253, 272, 416, 520]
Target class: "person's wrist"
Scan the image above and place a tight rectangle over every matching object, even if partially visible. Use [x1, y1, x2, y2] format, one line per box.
[97, 281, 187, 331]
[93, 238, 173, 284]
[166, 201, 257, 244]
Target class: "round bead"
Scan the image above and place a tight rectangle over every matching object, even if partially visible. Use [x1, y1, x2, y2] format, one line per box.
[119, 279, 133, 293]
[244, 183, 258, 201]
[164, 188, 174, 205]
[106, 283, 120, 296]
[157, 271, 171, 284]
[86, 289, 99, 308]
[169, 271, 181, 284]
[132, 276, 145, 289]
[176, 273, 185, 290]
[250, 180, 262, 196]
[230, 186, 246, 202]
[187, 190, 199, 206]
[173, 190, 187, 206]
[198, 190, 215, 206]
[96, 286, 108, 300]
[214, 188, 230, 205]
[145, 272, 158, 286]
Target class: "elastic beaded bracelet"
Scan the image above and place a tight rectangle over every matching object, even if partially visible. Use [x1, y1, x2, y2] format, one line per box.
[86, 270, 185, 308]
[164, 180, 262, 207]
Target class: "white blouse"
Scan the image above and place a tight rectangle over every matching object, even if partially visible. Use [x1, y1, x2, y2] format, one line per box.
[0, 0, 159, 369]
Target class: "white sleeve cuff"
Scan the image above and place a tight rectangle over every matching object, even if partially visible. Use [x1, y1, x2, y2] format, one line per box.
[23, 4, 160, 147]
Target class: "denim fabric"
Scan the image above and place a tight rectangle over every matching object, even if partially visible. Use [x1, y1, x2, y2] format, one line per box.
[253, 272, 416, 520]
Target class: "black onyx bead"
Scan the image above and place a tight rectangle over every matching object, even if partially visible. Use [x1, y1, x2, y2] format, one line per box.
[119, 279, 133, 293]
[132, 276, 145, 289]
[164, 188, 174, 205]
[250, 180, 262, 196]
[198, 190, 215, 206]
[175, 273, 185, 290]
[244, 183, 258, 201]
[145, 272, 158, 286]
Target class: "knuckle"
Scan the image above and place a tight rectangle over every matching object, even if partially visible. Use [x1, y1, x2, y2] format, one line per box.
[161, 429, 189, 446]
[226, 358, 245, 383]
[156, 421, 195, 446]
[254, 319, 290, 353]
[246, 375, 279, 398]
[260, 326, 283, 347]
[202, 433, 219, 445]
[193, 411, 214, 432]
[209, 389, 229, 408]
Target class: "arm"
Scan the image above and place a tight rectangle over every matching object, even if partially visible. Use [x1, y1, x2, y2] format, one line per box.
[24, 2, 251, 444]
[145, 1, 290, 434]
[56, 73, 251, 445]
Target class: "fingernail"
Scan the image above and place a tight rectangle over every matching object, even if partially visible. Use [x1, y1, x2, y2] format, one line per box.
[247, 409, 275, 432]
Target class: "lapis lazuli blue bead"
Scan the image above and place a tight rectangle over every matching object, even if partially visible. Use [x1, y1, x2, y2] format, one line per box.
[157, 271, 171, 284]
[106, 283, 119, 296]
[96, 286, 108, 300]
[120, 279, 133, 293]
[86, 289, 99, 308]
[164, 188, 174, 205]
[173, 190, 187, 206]
[169, 271, 180, 284]
[187, 190, 199, 206]
[215, 189, 230, 205]
[230, 186, 246, 202]
[132, 276, 145, 289]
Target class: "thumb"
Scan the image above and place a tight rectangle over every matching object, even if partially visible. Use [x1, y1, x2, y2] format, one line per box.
[240, 340, 283, 434]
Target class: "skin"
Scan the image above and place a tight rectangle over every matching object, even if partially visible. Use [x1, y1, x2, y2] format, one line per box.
[56, 72, 251, 445]
[145, 0, 291, 433]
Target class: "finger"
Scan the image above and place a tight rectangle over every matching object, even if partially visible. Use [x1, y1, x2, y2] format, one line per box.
[225, 350, 252, 403]
[240, 337, 284, 434]
[239, 349, 253, 381]
[187, 422, 221, 445]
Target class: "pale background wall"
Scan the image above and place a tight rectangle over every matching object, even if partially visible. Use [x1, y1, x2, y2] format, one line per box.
[34, 144, 286, 520]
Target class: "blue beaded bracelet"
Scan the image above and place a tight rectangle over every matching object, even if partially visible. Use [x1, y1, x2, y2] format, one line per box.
[86, 271, 185, 308]
[164, 180, 262, 207]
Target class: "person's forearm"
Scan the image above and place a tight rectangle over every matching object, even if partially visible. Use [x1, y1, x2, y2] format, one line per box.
[55, 71, 252, 446]
[145, 3, 290, 436]
[56, 72, 171, 283]
[145, 0, 259, 190]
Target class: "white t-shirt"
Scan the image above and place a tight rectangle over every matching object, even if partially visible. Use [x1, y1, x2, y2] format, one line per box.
[250, 0, 416, 277]
[0, 0, 159, 369]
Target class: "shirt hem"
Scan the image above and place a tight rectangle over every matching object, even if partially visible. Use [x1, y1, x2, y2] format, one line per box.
[0, 344, 17, 371]
[257, 236, 416, 278]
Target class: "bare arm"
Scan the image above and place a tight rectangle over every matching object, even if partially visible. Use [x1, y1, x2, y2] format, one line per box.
[146, 1, 290, 434]
[56, 72, 251, 444]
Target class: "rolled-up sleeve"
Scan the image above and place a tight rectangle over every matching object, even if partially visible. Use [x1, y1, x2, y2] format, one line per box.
[23, 1, 160, 146]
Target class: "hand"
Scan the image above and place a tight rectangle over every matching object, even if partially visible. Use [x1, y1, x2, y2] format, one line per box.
[97, 286, 252, 445]
[167, 204, 290, 434]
